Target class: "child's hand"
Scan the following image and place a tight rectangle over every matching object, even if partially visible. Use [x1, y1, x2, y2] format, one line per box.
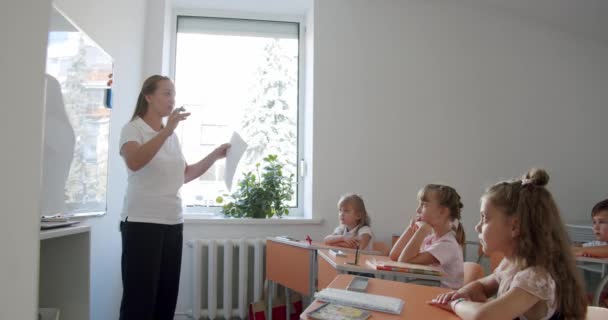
[408, 218, 420, 232]
[342, 237, 359, 248]
[427, 299, 454, 312]
[432, 290, 469, 305]
[416, 221, 433, 235]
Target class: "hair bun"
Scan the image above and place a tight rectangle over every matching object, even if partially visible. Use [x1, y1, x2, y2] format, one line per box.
[524, 168, 549, 187]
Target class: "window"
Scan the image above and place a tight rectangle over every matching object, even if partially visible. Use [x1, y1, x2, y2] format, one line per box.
[43, 7, 113, 217]
[173, 15, 303, 216]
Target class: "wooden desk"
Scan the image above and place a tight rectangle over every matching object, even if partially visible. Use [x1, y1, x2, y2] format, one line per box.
[301, 274, 459, 319]
[266, 237, 380, 319]
[317, 249, 445, 290]
[576, 256, 608, 306]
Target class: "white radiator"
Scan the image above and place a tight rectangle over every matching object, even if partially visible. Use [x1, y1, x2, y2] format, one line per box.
[188, 238, 266, 320]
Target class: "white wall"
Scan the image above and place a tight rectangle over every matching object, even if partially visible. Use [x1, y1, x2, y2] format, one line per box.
[0, 1, 52, 318]
[52, 0, 146, 319]
[311, 0, 608, 243]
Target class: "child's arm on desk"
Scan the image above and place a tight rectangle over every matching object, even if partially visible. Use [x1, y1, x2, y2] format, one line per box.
[436, 287, 540, 320]
[573, 245, 608, 258]
[324, 235, 358, 248]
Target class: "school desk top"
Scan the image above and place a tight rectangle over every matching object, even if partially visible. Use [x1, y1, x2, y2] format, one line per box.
[301, 274, 459, 320]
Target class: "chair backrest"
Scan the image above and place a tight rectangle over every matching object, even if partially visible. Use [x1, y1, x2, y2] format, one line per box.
[463, 262, 485, 285]
[586, 306, 608, 320]
[372, 241, 390, 256]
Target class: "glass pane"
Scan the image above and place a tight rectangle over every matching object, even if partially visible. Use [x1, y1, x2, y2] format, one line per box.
[43, 7, 113, 216]
[175, 22, 299, 209]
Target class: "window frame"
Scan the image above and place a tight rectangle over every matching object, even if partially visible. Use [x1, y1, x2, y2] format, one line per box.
[169, 8, 308, 218]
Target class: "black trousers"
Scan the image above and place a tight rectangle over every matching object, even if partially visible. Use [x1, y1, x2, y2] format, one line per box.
[119, 221, 183, 320]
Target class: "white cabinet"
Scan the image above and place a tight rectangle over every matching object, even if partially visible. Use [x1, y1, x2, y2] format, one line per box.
[39, 225, 90, 320]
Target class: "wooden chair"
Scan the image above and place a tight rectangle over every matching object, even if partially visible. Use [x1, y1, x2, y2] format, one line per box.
[372, 241, 390, 256]
[586, 306, 608, 319]
[463, 262, 485, 285]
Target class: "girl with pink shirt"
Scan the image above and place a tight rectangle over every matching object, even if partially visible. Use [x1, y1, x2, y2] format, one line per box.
[430, 169, 587, 320]
[389, 184, 465, 289]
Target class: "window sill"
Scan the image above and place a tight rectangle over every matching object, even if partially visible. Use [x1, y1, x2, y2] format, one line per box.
[184, 215, 324, 225]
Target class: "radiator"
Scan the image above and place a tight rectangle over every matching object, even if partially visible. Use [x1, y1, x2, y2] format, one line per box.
[188, 239, 266, 320]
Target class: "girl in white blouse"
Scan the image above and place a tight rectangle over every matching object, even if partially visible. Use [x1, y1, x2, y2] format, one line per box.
[324, 193, 374, 251]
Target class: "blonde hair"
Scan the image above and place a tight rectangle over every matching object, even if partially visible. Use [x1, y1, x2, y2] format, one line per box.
[483, 168, 586, 319]
[336, 193, 371, 233]
[131, 75, 171, 121]
[418, 184, 465, 245]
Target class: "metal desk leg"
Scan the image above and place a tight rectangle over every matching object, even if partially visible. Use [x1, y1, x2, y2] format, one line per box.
[285, 286, 291, 319]
[310, 250, 317, 295]
[268, 280, 274, 320]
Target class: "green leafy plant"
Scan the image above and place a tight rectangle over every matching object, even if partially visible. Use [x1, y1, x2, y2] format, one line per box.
[216, 154, 295, 218]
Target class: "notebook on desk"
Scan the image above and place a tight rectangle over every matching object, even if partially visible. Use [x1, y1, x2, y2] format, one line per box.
[366, 258, 443, 276]
[314, 288, 404, 314]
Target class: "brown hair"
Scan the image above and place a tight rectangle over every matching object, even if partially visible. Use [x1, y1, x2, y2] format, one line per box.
[418, 184, 465, 245]
[482, 168, 586, 319]
[337, 193, 371, 231]
[130, 75, 171, 121]
[591, 198, 608, 217]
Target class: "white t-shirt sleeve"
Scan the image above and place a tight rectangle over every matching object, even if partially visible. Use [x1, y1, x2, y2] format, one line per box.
[119, 121, 143, 151]
[357, 225, 374, 250]
[423, 236, 460, 266]
[357, 225, 373, 238]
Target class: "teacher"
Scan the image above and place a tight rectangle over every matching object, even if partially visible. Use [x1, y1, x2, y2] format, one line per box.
[118, 75, 229, 319]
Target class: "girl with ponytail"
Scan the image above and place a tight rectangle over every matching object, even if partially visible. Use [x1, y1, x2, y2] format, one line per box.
[431, 169, 587, 320]
[389, 184, 465, 289]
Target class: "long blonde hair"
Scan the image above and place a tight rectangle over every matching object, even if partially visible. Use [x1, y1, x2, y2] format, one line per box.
[131, 75, 171, 121]
[336, 193, 371, 234]
[418, 184, 465, 245]
[483, 168, 586, 319]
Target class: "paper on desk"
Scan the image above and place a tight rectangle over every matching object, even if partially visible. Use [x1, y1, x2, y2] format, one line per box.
[224, 132, 248, 191]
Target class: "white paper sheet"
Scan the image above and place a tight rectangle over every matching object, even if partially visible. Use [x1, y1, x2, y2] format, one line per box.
[224, 132, 248, 191]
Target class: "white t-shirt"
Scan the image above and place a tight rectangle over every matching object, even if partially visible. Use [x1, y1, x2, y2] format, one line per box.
[420, 232, 464, 289]
[332, 225, 374, 250]
[491, 260, 557, 320]
[119, 117, 185, 225]
[583, 240, 608, 247]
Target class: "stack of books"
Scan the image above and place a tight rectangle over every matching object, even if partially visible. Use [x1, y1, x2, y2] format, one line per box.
[365, 258, 443, 276]
[41, 214, 69, 223]
[40, 214, 79, 230]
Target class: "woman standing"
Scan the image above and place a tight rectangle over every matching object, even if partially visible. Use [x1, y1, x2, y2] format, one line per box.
[118, 75, 229, 319]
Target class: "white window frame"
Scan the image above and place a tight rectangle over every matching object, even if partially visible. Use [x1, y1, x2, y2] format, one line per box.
[170, 8, 308, 218]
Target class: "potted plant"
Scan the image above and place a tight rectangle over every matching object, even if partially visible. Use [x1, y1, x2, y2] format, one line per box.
[216, 154, 295, 218]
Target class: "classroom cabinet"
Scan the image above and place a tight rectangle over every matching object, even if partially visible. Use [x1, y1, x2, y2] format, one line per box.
[39, 225, 90, 320]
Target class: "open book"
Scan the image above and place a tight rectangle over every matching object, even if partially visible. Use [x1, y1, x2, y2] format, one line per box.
[365, 258, 443, 276]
